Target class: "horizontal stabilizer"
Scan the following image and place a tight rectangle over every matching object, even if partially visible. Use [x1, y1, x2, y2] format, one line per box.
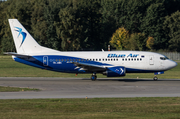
[4, 52, 29, 57]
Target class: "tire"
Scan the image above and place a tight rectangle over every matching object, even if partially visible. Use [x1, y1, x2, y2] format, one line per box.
[153, 76, 158, 81]
[91, 75, 96, 81]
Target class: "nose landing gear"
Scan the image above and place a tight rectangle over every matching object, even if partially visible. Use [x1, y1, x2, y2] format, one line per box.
[153, 72, 164, 81]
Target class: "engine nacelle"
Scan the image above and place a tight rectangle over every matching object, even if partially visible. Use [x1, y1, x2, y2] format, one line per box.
[103, 66, 126, 77]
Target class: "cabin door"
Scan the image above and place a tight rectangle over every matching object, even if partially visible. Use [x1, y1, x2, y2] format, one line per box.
[149, 56, 154, 65]
[43, 56, 48, 66]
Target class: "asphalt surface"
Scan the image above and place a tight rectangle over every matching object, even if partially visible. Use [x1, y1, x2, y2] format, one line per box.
[0, 77, 180, 99]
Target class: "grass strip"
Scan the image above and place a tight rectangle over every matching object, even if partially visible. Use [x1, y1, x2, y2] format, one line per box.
[0, 97, 180, 119]
[0, 86, 40, 92]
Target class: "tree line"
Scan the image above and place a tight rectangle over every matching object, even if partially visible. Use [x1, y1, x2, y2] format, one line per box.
[1, 0, 180, 52]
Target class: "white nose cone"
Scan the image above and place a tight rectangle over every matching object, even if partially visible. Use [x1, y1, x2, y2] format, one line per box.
[168, 61, 177, 69]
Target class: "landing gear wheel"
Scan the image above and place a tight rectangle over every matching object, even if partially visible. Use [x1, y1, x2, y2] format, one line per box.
[91, 75, 97, 81]
[153, 76, 158, 81]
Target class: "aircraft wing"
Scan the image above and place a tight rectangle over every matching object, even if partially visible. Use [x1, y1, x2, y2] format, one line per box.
[72, 62, 106, 72]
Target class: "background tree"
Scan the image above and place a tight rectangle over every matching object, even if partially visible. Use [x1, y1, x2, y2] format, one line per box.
[43, 0, 62, 50]
[164, 10, 180, 52]
[118, 0, 145, 34]
[100, 0, 121, 50]
[77, 0, 102, 50]
[56, 5, 81, 51]
[146, 37, 155, 50]
[31, 0, 48, 47]
[127, 33, 146, 51]
[1, 0, 32, 53]
[109, 27, 129, 50]
[1, 0, 180, 52]
[140, 2, 167, 50]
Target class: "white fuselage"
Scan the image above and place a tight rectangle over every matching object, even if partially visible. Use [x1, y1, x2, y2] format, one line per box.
[23, 50, 177, 73]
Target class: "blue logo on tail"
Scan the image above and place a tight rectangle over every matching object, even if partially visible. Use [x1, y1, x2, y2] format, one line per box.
[15, 27, 27, 47]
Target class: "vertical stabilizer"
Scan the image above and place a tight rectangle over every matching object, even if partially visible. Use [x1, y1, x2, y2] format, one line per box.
[8, 19, 42, 54]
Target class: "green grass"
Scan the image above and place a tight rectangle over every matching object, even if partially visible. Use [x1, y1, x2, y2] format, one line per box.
[0, 86, 40, 92]
[0, 55, 180, 79]
[0, 97, 180, 119]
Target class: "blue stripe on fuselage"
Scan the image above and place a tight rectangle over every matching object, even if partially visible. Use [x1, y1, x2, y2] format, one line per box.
[13, 55, 112, 73]
[13, 55, 164, 73]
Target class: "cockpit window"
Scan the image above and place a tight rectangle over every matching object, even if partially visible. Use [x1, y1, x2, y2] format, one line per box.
[165, 56, 169, 59]
[160, 56, 169, 60]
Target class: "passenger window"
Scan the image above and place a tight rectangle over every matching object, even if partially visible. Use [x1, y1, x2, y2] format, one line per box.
[108, 59, 110, 61]
[125, 59, 127, 61]
[105, 59, 107, 61]
[137, 58, 139, 61]
[122, 59, 124, 61]
[64, 59, 66, 61]
[67, 59, 69, 61]
[134, 59, 136, 61]
[81, 59, 83, 61]
[140, 58, 142, 61]
[116, 59, 118, 61]
[131, 59, 133, 61]
[99, 59, 101, 61]
[128, 59, 130, 61]
[61, 59, 63, 62]
[103, 59, 104, 61]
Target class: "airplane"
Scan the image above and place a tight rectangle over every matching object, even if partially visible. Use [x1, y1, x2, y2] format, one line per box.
[5, 19, 177, 81]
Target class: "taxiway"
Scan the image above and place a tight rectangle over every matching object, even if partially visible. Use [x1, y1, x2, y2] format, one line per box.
[0, 77, 180, 99]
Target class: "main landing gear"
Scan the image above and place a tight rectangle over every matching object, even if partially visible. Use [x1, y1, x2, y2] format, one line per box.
[91, 73, 97, 81]
[153, 76, 158, 81]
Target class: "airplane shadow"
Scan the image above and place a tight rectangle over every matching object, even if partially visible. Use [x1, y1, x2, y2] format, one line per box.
[82, 78, 180, 82]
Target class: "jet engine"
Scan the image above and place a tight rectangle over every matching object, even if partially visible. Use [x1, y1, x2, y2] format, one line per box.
[103, 66, 126, 77]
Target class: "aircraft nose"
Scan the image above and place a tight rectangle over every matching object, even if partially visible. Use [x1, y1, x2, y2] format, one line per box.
[169, 61, 177, 69]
